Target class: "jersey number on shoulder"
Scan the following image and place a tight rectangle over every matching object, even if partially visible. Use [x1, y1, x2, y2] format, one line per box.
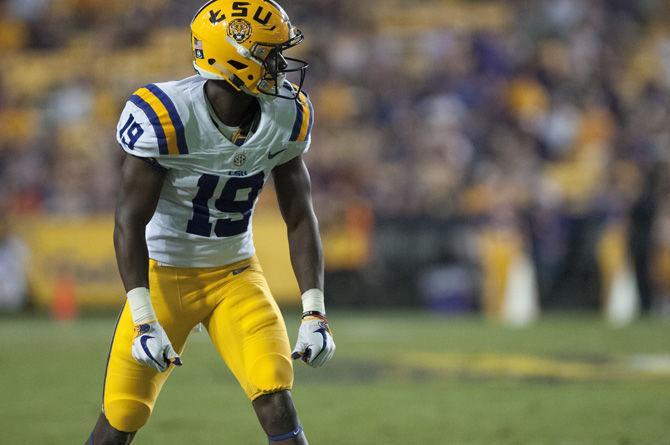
[119, 114, 144, 150]
[186, 172, 264, 237]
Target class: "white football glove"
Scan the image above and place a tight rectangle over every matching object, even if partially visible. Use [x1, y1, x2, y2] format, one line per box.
[291, 314, 335, 368]
[131, 321, 182, 372]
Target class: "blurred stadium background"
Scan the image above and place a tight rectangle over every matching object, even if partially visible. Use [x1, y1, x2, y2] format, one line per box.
[1, 0, 670, 444]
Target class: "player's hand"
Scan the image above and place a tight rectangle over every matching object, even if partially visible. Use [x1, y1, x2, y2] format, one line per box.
[131, 321, 182, 372]
[291, 314, 335, 368]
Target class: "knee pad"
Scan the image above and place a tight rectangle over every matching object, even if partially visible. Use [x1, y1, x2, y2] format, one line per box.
[248, 353, 293, 396]
[104, 398, 151, 433]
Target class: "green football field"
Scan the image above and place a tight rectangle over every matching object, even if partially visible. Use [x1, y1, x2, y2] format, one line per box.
[1, 310, 669, 445]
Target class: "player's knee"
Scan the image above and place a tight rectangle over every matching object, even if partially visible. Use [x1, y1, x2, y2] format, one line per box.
[248, 353, 293, 393]
[104, 399, 151, 433]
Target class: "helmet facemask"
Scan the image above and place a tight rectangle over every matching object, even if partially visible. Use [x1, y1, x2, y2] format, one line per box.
[253, 28, 308, 100]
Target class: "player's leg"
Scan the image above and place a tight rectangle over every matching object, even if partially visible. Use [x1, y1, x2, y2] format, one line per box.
[86, 262, 195, 443]
[252, 390, 307, 444]
[203, 257, 307, 444]
[86, 413, 135, 445]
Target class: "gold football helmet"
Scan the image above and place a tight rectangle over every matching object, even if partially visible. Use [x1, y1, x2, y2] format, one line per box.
[191, 0, 308, 99]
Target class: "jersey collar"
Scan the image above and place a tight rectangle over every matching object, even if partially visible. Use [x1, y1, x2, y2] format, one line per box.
[200, 82, 263, 148]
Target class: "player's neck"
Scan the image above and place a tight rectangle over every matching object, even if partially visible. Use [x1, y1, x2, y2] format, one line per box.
[204, 80, 258, 128]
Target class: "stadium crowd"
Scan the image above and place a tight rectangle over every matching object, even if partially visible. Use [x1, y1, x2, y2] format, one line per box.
[1, 0, 669, 311]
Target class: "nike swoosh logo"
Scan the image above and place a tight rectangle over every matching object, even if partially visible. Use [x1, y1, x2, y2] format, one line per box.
[309, 327, 328, 362]
[268, 148, 287, 159]
[314, 327, 328, 350]
[140, 335, 164, 369]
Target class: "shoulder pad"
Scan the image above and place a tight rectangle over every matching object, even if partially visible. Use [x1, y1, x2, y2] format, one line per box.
[269, 88, 314, 165]
[117, 83, 189, 157]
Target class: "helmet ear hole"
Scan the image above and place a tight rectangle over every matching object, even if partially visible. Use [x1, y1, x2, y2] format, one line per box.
[227, 60, 249, 70]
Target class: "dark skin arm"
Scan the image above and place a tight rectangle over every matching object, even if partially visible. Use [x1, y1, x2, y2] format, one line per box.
[272, 155, 324, 294]
[114, 155, 166, 292]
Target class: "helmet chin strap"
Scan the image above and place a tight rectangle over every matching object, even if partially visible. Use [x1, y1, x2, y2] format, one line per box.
[194, 61, 259, 96]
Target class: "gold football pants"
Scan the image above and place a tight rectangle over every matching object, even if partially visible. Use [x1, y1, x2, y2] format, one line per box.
[102, 256, 293, 432]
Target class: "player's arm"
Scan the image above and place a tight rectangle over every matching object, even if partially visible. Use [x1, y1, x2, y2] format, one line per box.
[273, 155, 335, 368]
[114, 155, 164, 291]
[114, 154, 181, 372]
[272, 155, 323, 293]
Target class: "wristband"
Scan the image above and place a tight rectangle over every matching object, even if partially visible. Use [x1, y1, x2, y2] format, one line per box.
[302, 310, 326, 320]
[301, 288, 325, 315]
[127, 287, 157, 325]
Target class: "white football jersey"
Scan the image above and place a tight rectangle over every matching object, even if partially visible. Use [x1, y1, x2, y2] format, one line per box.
[115, 75, 313, 267]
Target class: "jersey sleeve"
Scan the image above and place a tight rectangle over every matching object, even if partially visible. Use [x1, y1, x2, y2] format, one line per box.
[116, 83, 190, 166]
[275, 90, 314, 165]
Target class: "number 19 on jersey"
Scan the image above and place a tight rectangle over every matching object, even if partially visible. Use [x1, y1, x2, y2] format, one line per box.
[186, 171, 265, 238]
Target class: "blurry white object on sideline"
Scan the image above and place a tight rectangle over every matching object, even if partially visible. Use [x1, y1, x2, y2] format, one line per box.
[605, 262, 640, 327]
[502, 253, 540, 328]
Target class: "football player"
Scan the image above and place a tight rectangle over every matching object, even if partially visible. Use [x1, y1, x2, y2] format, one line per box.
[85, 1, 334, 443]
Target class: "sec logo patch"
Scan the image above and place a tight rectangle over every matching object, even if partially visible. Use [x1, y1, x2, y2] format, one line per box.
[233, 153, 247, 166]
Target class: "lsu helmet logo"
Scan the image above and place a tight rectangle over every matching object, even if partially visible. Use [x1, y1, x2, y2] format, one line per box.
[228, 18, 252, 43]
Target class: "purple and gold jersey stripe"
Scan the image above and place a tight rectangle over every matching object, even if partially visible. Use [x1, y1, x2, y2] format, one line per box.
[129, 94, 168, 154]
[129, 85, 189, 155]
[289, 91, 313, 142]
[145, 84, 189, 154]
